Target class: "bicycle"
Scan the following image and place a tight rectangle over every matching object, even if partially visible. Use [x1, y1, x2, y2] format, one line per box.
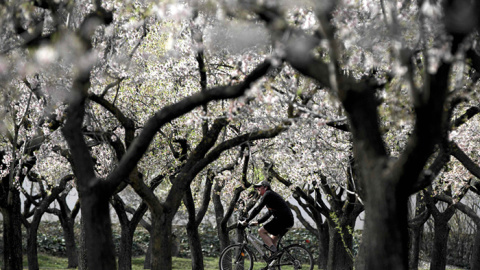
[219, 222, 314, 270]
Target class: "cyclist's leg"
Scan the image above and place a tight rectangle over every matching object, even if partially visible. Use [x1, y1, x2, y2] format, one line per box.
[258, 226, 275, 249]
[264, 219, 292, 248]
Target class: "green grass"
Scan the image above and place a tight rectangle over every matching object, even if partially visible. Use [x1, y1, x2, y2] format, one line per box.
[4, 254, 463, 269]
[15, 254, 317, 269]
[14, 254, 218, 269]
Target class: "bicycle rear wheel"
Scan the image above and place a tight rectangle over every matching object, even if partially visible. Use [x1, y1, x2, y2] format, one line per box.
[219, 244, 254, 270]
[278, 244, 313, 270]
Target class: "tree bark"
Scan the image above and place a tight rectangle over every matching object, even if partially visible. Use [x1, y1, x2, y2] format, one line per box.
[151, 213, 174, 270]
[80, 190, 117, 270]
[144, 236, 153, 269]
[408, 225, 424, 270]
[360, 177, 410, 270]
[186, 221, 204, 270]
[1, 189, 23, 270]
[112, 196, 134, 270]
[183, 173, 213, 270]
[183, 187, 204, 270]
[212, 182, 231, 251]
[327, 220, 354, 270]
[77, 216, 87, 270]
[26, 218, 41, 270]
[408, 194, 430, 270]
[60, 218, 79, 269]
[429, 220, 450, 270]
[57, 196, 79, 268]
[471, 229, 480, 270]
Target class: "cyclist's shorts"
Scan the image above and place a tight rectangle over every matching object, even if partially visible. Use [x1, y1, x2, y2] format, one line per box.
[264, 217, 294, 236]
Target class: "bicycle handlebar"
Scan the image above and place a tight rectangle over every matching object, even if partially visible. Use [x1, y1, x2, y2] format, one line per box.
[238, 220, 259, 229]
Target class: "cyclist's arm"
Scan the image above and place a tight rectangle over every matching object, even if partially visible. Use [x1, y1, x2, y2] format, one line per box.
[245, 196, 266, 223]
[256, 210, 272, 224]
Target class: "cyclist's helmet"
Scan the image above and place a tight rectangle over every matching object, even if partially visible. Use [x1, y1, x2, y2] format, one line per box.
[253, 180, 271, 189]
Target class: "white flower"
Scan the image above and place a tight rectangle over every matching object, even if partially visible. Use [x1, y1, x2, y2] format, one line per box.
[421, 0, 442, 18]
[35, 46, 58, 65]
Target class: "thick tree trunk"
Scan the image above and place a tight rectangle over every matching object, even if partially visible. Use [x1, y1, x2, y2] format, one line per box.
[80, 192, 117, 270]
[429, 220, 450, 270]
[357, 179, 410, 270]
[2, 190, 23, 270]
[151, 215, 173, 270]
[327, 219, 354, 270]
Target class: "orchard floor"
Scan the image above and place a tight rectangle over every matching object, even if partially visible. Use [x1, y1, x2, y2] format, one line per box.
[0, 254, 466, 269]
[419, 260, 467, 270]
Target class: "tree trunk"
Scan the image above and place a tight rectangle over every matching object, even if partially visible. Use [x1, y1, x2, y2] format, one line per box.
[151, 214, 173, 270]
[80, 192, 117, 270]
[471, 228, 480, 270]
[327, 219, 354, 270]
[408, 226, 423, 270]
[26, 219, 41, 270]
[408, 193, 429, 270]
[317, 224, 329, 269]
[144, 235, 153, 269]
[117, 224, 134, 270]
[2, 190, 23, 270]
[357, 179, 410, 270]
[429, 220, 450, 270]
[78, 216, 88, 270]
[212, 184, 230, 250]
[57, 196, 79, 268]
[186, 222, 204, 270]
[112, 196, 134, 270]
[184, 185, 206, 270]
[59, 214, 78, 268]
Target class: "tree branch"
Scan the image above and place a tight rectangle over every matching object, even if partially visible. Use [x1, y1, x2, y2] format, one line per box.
[105, 59, 273, 191]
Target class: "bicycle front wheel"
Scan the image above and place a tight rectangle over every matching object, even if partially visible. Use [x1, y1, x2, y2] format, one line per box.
[219, 244, 254, 270]
[278, 244, 313, 270]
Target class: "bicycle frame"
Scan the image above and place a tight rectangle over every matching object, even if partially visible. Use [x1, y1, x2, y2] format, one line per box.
[220, 224, 313, 270]
[241, 226, 267, 260]
[240, 225, 287, 261]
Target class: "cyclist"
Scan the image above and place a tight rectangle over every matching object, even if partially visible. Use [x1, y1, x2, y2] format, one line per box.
[239, 180, 294, 254]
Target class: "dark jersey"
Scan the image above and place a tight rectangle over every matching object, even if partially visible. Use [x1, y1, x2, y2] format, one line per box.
[246, 190, 294, 224]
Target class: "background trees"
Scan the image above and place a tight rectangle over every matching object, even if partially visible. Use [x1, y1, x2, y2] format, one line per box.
[1, 0, 480, 270]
